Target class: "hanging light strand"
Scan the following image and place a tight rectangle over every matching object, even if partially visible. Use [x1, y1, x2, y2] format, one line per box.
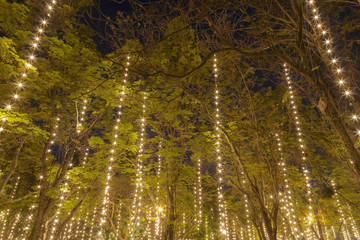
[129, 92, 148, 239]
[49, 171, 71, 239]
[283, 65, 315, 239]
[0, 0, 58, 132]
[212, 54, 229, 238]
[155, 143, 162, 237]
[275, 133, 301, 238]
[0, 176, 20, 240]
[97, 56, 130, 236]
[194, 158, 202, 229]
[330, 180, 352, 240]
[304, 1, 360, 141]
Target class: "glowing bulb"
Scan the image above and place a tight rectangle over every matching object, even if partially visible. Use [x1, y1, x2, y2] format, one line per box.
[6, 105, 11, 110]
[345, 91, 350, 96]
[13, 94, 19, 99]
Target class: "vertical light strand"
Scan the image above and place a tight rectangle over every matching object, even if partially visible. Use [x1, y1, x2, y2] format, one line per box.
[49, 171, 71, 239]
[8, 211, 21, 240]
[0, 0, 58, 133]
[231, 220, 236, 240]
[243, 192, 252, 240]
[212, 54, 228, 238]
[0, 176, 19, 240]
[129, 92, 148, 239]
[330, 180, 351, 240]
[155, 143, 162, 238]
[320, 211, 329, 240]
[275, 133, 300, 238]
[283, 65, 314, 240]
[347, 204, 360, 239]
[20, 204, 36, 240]
[80, 211, 89, 240]
[116, 202, 122, 239]
[97, 55, 130, 236]
[71, 96, 90, 238]
[88, 206, 97, 239]
[194, 158, 202, 230]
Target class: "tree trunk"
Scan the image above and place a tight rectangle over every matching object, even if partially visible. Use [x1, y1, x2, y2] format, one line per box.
[0, 137, 26, 194]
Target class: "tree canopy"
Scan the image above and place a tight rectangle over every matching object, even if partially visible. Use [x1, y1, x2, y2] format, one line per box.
[1, 0, 360, 240]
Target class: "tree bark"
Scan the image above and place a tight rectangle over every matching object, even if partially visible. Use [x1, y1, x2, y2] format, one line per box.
[0, 137, 27, 194]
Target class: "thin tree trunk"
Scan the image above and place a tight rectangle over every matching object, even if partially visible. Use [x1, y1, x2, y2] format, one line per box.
[0, 137, 27, 194]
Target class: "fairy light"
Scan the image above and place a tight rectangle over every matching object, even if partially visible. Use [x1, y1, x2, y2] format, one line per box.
[129, 92, 148, 239]
[155, 143, 162, 237]
[244, 190, 252, 240]
[212, 54, 229, 238]
[88, 206, 97, 239]
[8, 212, 21, 239]
[0, 176, 19, 240]
[330, 180, 352, 240]
[231, 220, 236, 240]
[194, 158, 202, 230]
[182, 213, 186, 236]
[283, 65, 315, 239]
[20, 204, 36, 240]
[98, 56, 130, 236]
[80, 211, 89, 240]
[1, 0, 58, 132]
[347, 205, 360, 239]
[275, 133, 301, 238]
[305, 0, 360, 145]
[49, 171, 71, 239]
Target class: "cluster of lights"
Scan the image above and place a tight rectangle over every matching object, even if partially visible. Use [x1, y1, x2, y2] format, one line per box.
[0, 176, 20, 240]
[194, 158, 203, 229]
[129, 92, 148, 239]
[305, 1, 360, 138]
[98, 56, 130, 236]
[212, 55, 229, 237]
[0, 0, 58, 130]
[155, 143, 162, 237]
[283, 65, 315, 239]
[275, 133, 301, 238]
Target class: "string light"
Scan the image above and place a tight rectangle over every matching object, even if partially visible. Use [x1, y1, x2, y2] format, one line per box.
[0, 0, 58, 134]
[129, 92, 148, 239]
[194, 158, 202, 230]
[0, 176, 20, 240]
[305, 0, 360, 145]
[49, 171, 71, 239]
[283, 65, 314, 239]
[98, 56, 130, 236]
[346, 204, 360, 239]
[8, 212, 21, 239]
[212, 54, 229, 238]
[88, 206, 97, 239]
[155, 143, 162, 238]
[275, 133, 301, 238]
[330, 180, 352, 240]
